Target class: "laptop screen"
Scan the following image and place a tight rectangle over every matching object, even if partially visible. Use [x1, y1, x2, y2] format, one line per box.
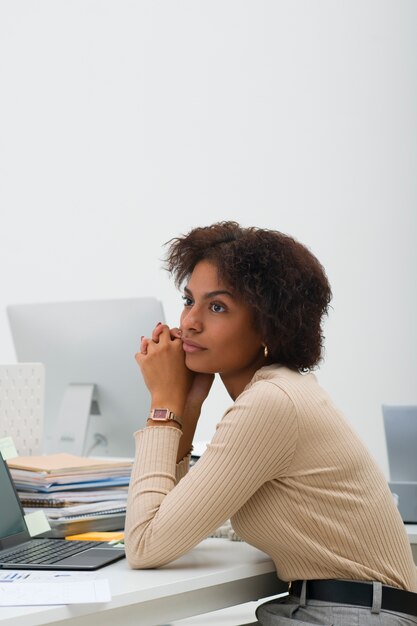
[0, 453, 27, 540]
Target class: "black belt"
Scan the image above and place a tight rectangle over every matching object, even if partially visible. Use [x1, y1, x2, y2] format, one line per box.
[291, 579, 417, 618]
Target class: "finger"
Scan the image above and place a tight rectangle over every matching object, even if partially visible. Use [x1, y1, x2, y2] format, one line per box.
[140, 336, 149, 355]
[151, 322, 164, 343]
[154, 324, 176, 345]
[170, 327, 182, 339]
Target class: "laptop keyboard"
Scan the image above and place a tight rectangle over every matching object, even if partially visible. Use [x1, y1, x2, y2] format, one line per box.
[1, 538, 103, 565]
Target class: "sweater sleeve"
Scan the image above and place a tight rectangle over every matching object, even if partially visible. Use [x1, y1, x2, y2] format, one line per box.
[124, 379, 298, 568]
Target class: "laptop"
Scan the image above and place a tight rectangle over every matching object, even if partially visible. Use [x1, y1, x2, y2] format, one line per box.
[0, 453, 125, 570]
[383, 404, 417, 523]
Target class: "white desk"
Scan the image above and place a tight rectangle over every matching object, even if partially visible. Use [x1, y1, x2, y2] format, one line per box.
[0, 539, 285, 626]
[2, 529, 416, 626]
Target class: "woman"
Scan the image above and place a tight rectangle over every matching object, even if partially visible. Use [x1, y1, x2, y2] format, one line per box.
[125, 222, 417, 625]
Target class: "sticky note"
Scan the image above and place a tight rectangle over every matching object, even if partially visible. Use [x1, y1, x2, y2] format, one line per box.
[24, 510, 51, 537]
[65, 531, 124, 542]
[0, 436, 18, 460]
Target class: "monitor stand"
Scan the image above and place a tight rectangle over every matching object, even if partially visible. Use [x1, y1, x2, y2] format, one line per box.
[51, 384, 105, 456]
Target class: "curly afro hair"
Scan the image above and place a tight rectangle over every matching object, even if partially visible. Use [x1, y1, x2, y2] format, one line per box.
[165, 221, 332, 371]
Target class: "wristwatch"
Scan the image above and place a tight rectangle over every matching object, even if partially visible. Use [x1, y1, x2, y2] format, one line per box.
[148, 408, 183, 428]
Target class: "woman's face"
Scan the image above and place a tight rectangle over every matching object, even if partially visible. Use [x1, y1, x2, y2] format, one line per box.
[180, 260, 265, 397]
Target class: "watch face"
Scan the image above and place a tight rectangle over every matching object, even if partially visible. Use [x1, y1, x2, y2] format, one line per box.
[152, 409, 169, 420]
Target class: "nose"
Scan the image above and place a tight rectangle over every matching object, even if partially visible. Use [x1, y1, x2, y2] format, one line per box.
[181, 306, 203, 332]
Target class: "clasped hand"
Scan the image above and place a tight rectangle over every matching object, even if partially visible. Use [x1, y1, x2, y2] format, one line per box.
[135, 323, 214, 419]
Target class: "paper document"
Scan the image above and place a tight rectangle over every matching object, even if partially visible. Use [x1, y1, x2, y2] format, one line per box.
[7, 453, 132, 472]
[0, 573, 111, 605]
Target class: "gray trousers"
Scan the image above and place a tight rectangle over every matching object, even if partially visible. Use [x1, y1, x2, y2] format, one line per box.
[253, 581, 417, 625]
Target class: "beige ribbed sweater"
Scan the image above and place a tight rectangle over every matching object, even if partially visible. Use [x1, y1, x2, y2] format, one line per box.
[124, 365, 417, 591]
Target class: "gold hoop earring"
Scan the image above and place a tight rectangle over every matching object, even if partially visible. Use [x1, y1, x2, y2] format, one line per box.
[263, 345, 269, 359]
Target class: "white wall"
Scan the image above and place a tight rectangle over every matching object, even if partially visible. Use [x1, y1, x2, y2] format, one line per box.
[1, 1, 416, 475]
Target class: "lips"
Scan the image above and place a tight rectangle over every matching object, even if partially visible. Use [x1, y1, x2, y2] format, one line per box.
[182, 338, 206, 353]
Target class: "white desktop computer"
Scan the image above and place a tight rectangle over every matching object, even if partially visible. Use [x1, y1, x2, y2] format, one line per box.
[7, 298, 165, 458]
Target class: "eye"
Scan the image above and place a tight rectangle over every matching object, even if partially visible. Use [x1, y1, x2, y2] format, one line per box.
[182, 295, 193, 307]
[210, 302, 226, 313]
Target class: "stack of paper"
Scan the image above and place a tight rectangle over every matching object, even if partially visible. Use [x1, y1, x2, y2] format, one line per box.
[8, 453, 132, 491]
[7, 453, 132, 537]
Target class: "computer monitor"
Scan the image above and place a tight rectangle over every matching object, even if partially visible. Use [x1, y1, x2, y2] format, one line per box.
[382, 404, 417, 522]
[7, 298, 164, 458]
[383, 404, 417, 481]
